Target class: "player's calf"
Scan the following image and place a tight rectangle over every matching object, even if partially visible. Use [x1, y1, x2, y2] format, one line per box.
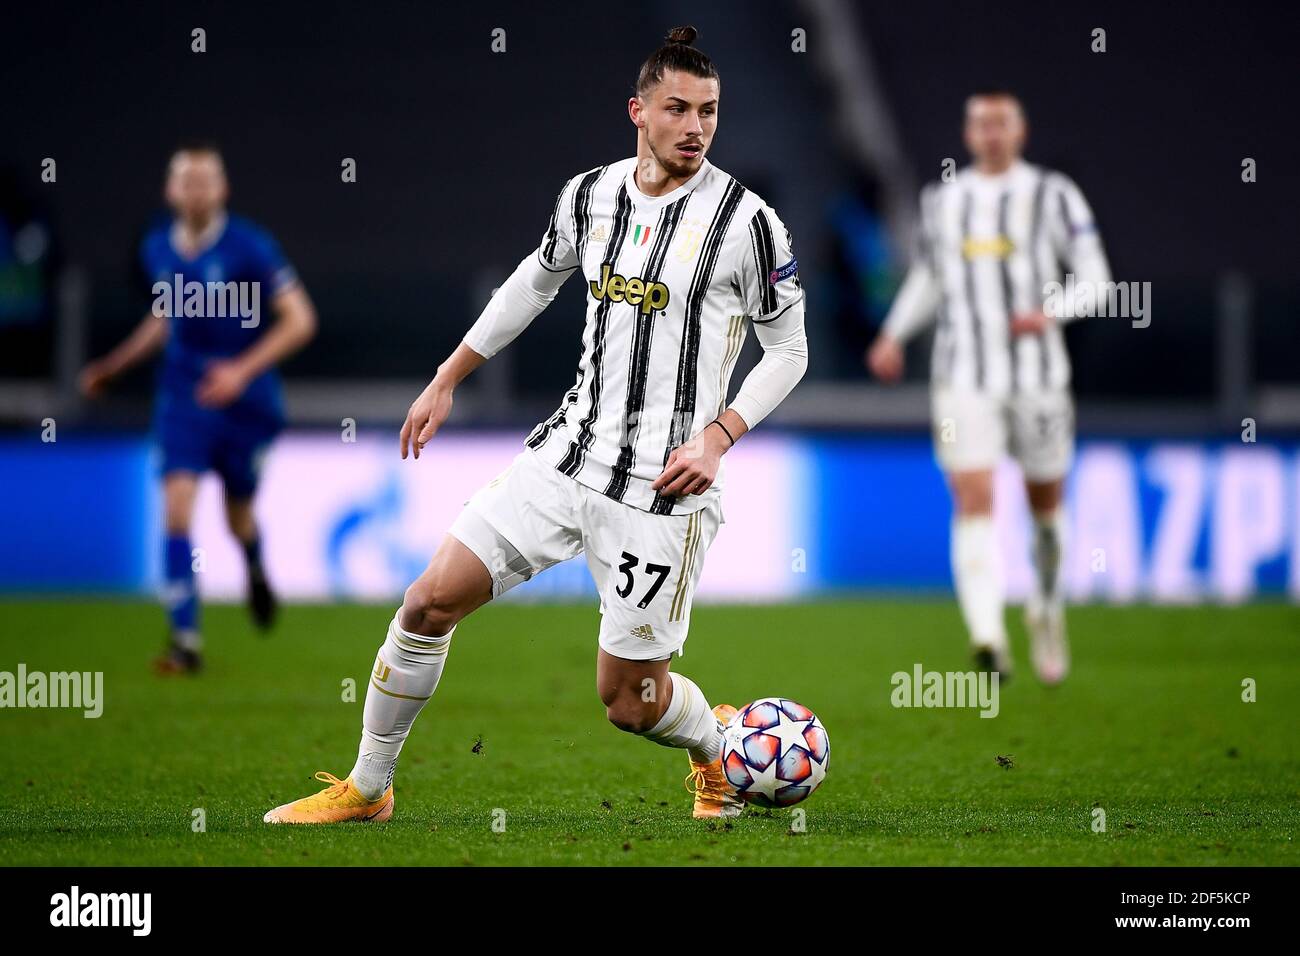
[398, 535, 494, 636]
[398, 579, 463, 638]
[348, 613, 455, 803]
[602, 689, 663, 734]
[340, 536, 491, 808]
[628, 670, 743, 819]
[597, 650, 672, 733]
[227, 503, 277, 632]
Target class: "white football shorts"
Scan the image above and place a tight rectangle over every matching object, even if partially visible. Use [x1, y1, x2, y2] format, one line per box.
[931, 387, 1075, 481]
[448, 446, 723, 661]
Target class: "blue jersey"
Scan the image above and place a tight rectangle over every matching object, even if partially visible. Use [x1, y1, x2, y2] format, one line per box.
[141, 214, 299, 490]
[141, 213, 297, 424]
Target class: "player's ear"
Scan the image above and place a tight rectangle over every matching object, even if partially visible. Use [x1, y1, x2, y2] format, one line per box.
[628, 96, 645, 129]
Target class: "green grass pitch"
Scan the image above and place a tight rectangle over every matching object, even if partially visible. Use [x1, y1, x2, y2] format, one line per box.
[0, 599, 1296, 866]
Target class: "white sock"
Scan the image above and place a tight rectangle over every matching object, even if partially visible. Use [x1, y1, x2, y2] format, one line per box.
[350, 613, 453, 801]
[642, 672, 723, 764]
[951, 515, 1006, 650]
[1031, 507, 1067, 611]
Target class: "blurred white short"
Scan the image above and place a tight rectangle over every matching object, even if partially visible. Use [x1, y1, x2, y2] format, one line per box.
[448, 447, 722, 661]
[931, 387, 1074, 481]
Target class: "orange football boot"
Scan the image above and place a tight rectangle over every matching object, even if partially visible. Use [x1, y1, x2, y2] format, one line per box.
[686, 704, 744, 819]
[263, 771, 393, 824]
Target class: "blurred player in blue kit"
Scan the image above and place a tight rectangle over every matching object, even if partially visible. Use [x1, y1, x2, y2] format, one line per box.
[80, 143, 317, 673]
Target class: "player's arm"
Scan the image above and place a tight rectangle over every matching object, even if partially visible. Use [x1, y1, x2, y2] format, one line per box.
[725, 295, 809, 429]
[869, 261, 942, 381]
[653, 205, 809, 498]
[1049, 174, 1111, 320]
[81, 234, 175, 397]
[79, 309, 170, 397]
[868, 187, 942, 382]
[652, 297, 809, 498]
[197, 284, 318, 407]
[1013, 174, 1111, 334]
[402, 178, 580, 460]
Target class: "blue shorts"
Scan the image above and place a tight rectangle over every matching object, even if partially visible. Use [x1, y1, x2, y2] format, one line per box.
[156, 407, 281, 498]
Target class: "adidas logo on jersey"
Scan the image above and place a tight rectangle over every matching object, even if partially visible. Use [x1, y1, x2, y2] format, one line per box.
[630, 624, 656, 642]
[589, 263, 671, 315]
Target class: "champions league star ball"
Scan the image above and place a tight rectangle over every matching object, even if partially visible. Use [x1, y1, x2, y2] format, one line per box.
[721, 698, 829, 808]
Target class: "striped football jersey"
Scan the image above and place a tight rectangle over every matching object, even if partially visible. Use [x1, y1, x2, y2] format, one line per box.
[523, 157, 802, 515]
[884, 159, 1110, 395]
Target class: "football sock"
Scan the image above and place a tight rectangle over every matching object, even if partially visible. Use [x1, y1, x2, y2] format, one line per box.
[350, 613, 453, 801]
[642, 672, 723, 764]
[951, 515, 1006, 651]
[241, 534, 265, 577]
[164, 533, 200, 648]
[1031, 507, 1067, 611]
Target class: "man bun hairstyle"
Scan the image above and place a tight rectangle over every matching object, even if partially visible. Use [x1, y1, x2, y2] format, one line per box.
[635, 25, 720, 96]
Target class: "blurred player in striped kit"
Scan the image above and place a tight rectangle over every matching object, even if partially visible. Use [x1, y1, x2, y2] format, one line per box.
[867, 92, 1111, 684]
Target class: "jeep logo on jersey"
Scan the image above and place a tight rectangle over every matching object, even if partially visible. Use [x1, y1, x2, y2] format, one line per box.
[961, 235, 1015, 259]
[589, 263, 671, 315]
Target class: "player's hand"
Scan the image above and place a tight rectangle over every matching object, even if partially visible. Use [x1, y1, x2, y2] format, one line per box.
[400, 376, 454, 460]
[651, 427, 726, 498]
[867, 333, 904, 383]
[196, 360, 251, 408]
[1010, 310, 1052, 336]
[78, 359, 115, 399]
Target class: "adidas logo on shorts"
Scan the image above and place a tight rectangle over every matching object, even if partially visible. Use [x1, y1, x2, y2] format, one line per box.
[630, 624, 656, 642]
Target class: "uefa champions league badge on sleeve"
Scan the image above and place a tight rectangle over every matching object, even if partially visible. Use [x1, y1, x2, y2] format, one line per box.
[769, 257, 798, 285]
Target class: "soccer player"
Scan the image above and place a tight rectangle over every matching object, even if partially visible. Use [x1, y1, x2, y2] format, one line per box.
[264, 26, 807, 824]
[866, 92, 1110, 685]
[80, 143, 317, 674]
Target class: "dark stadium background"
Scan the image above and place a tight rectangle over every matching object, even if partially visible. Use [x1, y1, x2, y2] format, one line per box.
[2, 0, 1297, 427]
[2, 0, 1299, 603]
[1, 0, 1298, 877]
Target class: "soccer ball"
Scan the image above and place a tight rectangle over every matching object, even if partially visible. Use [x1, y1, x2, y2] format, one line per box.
[721, 698, 829, 808]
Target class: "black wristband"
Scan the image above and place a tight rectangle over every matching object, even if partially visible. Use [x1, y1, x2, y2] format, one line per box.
[709, 418, 736, 447]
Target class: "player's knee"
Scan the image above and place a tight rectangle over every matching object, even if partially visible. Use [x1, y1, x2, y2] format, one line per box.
[1026, 480, 1063, 513]
[954, 481, 994, 516]
[604, 696, 660, 735]
[164, 504, 192, 536]
[163, 481, 197, 535]
[164, 514, 191, 536]
[399, 580, 461, 637]
[224, 503, 256, 540]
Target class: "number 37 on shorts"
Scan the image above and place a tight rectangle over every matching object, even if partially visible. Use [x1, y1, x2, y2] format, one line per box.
[595, 503, 722, 660]
[447, 448, 724, 662]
